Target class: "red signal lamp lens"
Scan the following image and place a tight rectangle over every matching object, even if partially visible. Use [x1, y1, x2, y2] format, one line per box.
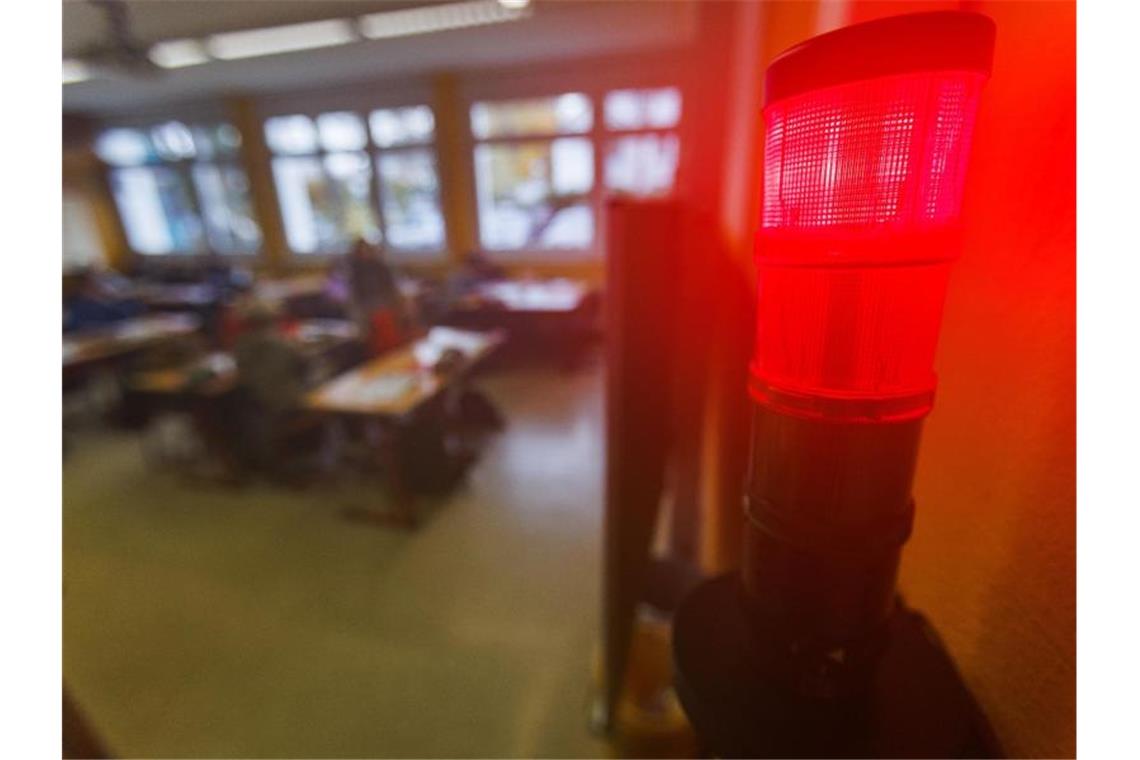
[751, 12, 996, 422]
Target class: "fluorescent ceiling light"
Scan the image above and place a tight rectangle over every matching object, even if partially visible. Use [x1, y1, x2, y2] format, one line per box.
[206, 19, 357, 61]
[359, 0, 532, 41]
[63, 59, 90, 85]
[149, 38, 210, 68]
[498, 0, 531, 9]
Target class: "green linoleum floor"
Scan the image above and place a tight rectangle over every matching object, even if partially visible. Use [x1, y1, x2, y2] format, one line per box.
[64, 364, 610, 758]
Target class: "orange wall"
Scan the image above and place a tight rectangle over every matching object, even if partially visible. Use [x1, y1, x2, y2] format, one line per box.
[887, 2, 1076, 757]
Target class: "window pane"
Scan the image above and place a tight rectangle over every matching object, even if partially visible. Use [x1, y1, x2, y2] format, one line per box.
[551, 137, 594, 194]
[605, 133, 680, 196]
[369, 105, 435, 148]
[95, 128, 154, 165]
[271, 157, 332, 253]
[646, 87, 683, 128]
[273, 153, 380, 254]
[325, 151, 381, 246]
[192, 123, 242, 160]
[317, 111, 367, 151]
[604, 91, 641, 131]
[264, 114, 318, 154]
[377, 150, 445, 251]
[109, 167, 204, 254]
[470, 93, 592, 139]
[192, 165, 262, 254]
[604, 87, 682, 130]
[151, 121, 197, 160]
[474, 138, 594, 250]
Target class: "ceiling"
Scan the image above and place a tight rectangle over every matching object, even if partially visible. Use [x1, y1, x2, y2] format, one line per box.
[62, 1, 422, 55]
[62, 0, 699, 116]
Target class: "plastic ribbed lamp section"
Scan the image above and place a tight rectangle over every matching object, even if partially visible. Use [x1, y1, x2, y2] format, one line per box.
[751, 70, 986, 423]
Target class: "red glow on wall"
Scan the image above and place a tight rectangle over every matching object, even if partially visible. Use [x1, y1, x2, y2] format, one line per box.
[752, 67, 988, 422]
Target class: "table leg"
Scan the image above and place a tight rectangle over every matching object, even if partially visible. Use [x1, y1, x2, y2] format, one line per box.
[340, 419, 419, 529]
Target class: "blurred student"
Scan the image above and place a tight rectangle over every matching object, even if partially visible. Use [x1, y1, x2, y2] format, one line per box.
[344, 238, 406, 354]
[232, 301, 310, 474]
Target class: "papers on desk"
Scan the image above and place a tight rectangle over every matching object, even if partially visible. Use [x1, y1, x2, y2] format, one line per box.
[319, 371, 419, 407]
[413, 326, 493, 367]
[478, 278, 585, 312]
[307, 328, 496, 414]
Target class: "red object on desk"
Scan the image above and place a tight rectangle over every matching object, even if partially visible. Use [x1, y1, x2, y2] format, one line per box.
[280, 317, 301, 338]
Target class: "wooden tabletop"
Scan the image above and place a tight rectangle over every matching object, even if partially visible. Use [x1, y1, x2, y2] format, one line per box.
[305, 327, 503, 418]
[63, 313, 202, 369]
[127, 352, 237, 396]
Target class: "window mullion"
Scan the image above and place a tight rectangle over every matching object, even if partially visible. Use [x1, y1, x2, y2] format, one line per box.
[590, 85, 604, 253]
[179, 160, 210, 256]
[316, 147, 342, 255]
[370, 148, 390, 252]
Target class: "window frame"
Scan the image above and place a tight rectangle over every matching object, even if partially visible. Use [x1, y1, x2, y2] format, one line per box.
[95, 108, 261, 261]
[460, 61, 687, 262]
[470, 130, 599, 257]
[600, 87, 685, 198]
[258, 87, 447, 264]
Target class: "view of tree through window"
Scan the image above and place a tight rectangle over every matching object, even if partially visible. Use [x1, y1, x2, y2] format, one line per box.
[264, 105, 444, 256]
[471, 88, 681, 254]
[471, 94, 596, 252]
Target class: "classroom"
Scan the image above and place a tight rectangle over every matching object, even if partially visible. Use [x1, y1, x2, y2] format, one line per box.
[58, 2, 1077, 758]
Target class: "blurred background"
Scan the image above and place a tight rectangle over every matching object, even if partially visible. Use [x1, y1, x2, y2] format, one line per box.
[61, 1, 1075, 757]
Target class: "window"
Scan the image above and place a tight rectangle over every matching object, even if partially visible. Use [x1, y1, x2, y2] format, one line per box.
[471, 94, 593, 139]
[95, 121, 261, 256]
[264, 105, 444, 257]
[371, 106, 445, 254]
[377, 151, 445, 249]
[469, 87, 682, 255]
[603, 87, 682, 197]
[471, 93, 596, 252]
[265, 113, 378, 254]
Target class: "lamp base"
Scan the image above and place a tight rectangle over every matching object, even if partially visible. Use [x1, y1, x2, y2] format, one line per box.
[672, 574, 1002, 758]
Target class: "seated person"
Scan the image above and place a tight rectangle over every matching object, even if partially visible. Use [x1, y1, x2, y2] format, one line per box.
[232, 302, 312, 474]
[63, 269, 144, 333]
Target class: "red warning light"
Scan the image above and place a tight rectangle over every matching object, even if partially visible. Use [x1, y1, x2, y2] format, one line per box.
[750, 12, 995, 422]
